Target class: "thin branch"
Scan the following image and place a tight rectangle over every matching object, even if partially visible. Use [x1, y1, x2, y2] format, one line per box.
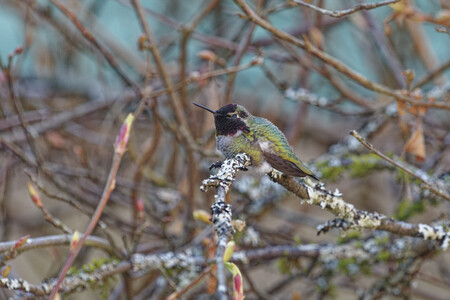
[48, 0, 138, 90]
[0, 234, 114, 255]
[49, 115, 135, 299]
[224, 22, 257, 104]
[233, 0, 450, 111]
[0, 234, 443, 297]
[1, 49, 42, 166]
[412, 59, 450, 89]
[350, 130, 450, 202]
[292, 0, 400, 18]
[130, 0, 199, 230]
[130, 0, 187, 131]
[179, 0, 220, 105]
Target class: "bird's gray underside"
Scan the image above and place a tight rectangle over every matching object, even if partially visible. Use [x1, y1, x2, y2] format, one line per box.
[263, 151, 309, 177]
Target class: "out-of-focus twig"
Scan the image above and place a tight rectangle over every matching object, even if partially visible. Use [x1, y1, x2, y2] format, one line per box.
[49, 114, 135, 299]
[179, 0, 220, 106]
[224, 21, 257, 104]
[1, 47, 42, 166]
[233, 0, 450, 111]
[350, 130, 450, 202]
[292, 0, 400, 18]
[27, 182, 73, 234]
[48, 0, 138, 90]
[412, 59, 450, 89]
[0, 234, 114, 255]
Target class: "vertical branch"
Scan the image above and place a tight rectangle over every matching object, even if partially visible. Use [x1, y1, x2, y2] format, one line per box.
[130, 0, 187, 130]
[179, 0, 221, 106]
[224, 22, 257, 104]
[1, 48, 42, 166]
[200, 153, 251, 299]
[131, 0, 199, 234]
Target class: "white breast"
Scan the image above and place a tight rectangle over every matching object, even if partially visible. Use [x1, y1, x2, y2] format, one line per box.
[216, 130, 242, 155]
[258, 140, 272, 153]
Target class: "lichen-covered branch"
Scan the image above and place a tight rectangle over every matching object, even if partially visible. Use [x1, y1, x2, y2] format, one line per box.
[1, 233, 439, 297]
[267, 172, 449, 250]
[200, 153, 252, 300]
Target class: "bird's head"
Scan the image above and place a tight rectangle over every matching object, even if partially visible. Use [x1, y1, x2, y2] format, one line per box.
[193, 103, 251, 136]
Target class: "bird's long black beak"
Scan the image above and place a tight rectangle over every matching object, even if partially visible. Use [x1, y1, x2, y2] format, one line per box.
[192, 102, 217, 114]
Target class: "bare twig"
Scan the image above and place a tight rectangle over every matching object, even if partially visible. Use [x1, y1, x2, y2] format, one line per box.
[130, 0, 187, 130]
[224, 22, 257, 104]
[49, 115, 135, 299]
[1, 48, 42, 166]
[179, 0, 220, 105]
[28, 184, 73, 234]
[350, 130, 450, 202]
[48, 0, 138, 90]
[412, 59, 450, 89]
[0, 234, 113, 255]
[292, 0, 400, 18]
[233, 0, 450, 111]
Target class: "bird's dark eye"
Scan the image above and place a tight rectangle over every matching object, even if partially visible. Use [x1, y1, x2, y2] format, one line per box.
[231, 114, 238, 118]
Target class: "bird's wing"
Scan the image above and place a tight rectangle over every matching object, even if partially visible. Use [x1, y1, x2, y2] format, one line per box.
[263, 151, 317, 179]
[255, 120, 317, 179]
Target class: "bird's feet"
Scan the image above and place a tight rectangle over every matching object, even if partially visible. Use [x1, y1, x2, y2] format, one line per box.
[209, 161, 223, 170]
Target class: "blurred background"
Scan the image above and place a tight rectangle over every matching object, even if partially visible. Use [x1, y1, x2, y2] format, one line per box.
[0, 0, 449, 299]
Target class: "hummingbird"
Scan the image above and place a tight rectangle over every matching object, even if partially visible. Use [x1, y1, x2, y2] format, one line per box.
[193, 102, 318, 180]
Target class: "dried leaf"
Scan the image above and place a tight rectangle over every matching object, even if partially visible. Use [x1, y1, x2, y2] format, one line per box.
[403, 119, 426, 162]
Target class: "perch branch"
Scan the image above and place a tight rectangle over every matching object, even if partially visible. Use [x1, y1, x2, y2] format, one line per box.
[267, 172, 449, 250]
[200, 153, 252, 300]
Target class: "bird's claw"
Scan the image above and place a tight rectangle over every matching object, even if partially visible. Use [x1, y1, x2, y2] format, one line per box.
[209, 161, 223, 170]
